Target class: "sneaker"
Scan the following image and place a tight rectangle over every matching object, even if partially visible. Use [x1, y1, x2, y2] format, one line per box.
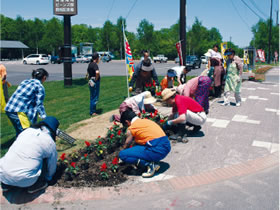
[221, 102, 230, 106]
[236, 102, 241, 107]
[27, 181, 48, 194]
[192, 125, 202, 133]
[1, 182, 11, 192]
[169, 133, 179, 140]
[142, 162, 160, 178]
[177, 134, 189, 143]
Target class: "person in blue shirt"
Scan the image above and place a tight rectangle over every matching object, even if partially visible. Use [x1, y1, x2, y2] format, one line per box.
[5, 68, 48, 136]
[0, 117, 59, 194]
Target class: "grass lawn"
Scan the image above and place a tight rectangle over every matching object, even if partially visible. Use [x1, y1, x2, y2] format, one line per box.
[2, 75, 196, 156]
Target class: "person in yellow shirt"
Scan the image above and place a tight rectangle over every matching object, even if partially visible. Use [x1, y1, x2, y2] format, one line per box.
[119, 109, 171, 178]
[0, 63, 8, 102]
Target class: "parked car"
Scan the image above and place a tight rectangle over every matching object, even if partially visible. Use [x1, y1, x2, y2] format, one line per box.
[101, 54, 111, 62]
[186, 55, 201, 69]
[153, 54, 168, 63]
[51, 55, 61, 64]
[23, 54, 50, 65]
[83, 54, 92, 63]
[200, 56, 208, 64]
[76, 55, 88, 63]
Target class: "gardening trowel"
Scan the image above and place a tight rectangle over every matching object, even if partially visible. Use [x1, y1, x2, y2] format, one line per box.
[56, 129, 76, 145]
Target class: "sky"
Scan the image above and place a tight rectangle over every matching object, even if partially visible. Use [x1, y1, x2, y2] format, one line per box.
[1, 0, 279, 48]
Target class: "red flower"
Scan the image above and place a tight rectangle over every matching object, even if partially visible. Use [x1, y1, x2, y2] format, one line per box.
[100, 163, 107, 172]
[113, 121, 117, 126]
[160, 119, 165, 123]
[112, 157, 119, 165]
[129, 145, 133, 148]
[137, 113, 141, 117]
[60, 153, 66, 161]
[110, 127, 113, 131]
[145, 83, 149, 87]
[149, 83, 152, 87]
[117, 130, 122, 136]
[150, 113, 153, 118]
[142, 110, 146, 114]
[110, 134, 114, 139]
[98, 136, 101, 138]
[84, 154, 88, 158]
[156, 91, 162, 96]
[85, 141, 91, 147]
[153, 80, 156, 87]
[154, 110, 158, 115]
[98, 140, 102, 145]
[71, 162, 76, 168]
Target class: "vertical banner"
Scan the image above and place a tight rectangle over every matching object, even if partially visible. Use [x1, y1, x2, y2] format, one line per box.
[175, 41, 183, 66]
[257, 49, 265, 62]
[220, 42, 227, 68]
[274, 51, 279, 62]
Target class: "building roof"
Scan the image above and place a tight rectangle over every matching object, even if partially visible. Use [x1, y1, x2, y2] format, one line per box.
[0, 40, 29, 49]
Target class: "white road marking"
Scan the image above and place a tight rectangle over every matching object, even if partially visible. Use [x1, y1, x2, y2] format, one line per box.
[248, 95, 268, 100]
[242, 87, 256, 90]
[270, 92, 280, 95]
[211, 119, 230, 128]
[206, 118, 216, 122]
[140, 174, 174, 183]
[232, 114, 260, 124]
[252, 140, 279, 153]
[265, 108, 280, 115]
[257, 87, 270, 90]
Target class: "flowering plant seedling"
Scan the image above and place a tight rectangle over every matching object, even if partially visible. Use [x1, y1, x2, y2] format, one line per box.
[84, 140, 94, 153]
[65, 162, 79, 175]
[94, 138, 107, 156]
[111, 157, 119, 173]
[70, 150, 79, 160]
[59, 153, 68, 164]
[80, 153, 89, 163]
[100, 163, 109, 179]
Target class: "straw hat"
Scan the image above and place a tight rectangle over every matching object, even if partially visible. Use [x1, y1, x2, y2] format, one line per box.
[143, 91, 157, 104]
[161, 88, 176, 101]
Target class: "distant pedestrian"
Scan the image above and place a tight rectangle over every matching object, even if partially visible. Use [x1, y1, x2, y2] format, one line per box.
[0, 117, 59, 194]
[171, 66, 189, 85]
[222, 48, 243, 107]
[5, 68, 48, 136]
[119, 110, 171, 178]
[160, 69, 177, 90]
[87, 52, 100, 116]
[177, 76, 212, 114]
[0, 63, 9, 102]
[129, 51, 159, 94]
[110, 91, 157, 122]
[205, 45, 225, 97]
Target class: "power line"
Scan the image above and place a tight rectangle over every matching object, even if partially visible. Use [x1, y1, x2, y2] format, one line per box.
[248, 0, 268, 19]
[240, 0, 265, 19]
[106, 0, 115, 20]
[231, 0, 251, 31]
[125, 0, 139, 19]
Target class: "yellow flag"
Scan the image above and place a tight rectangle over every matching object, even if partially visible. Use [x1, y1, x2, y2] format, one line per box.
[0, 78, 6, 113]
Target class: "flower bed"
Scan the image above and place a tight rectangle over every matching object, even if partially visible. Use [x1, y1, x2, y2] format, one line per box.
[255, 66, 272, 74]
[53, 110, 168, 188]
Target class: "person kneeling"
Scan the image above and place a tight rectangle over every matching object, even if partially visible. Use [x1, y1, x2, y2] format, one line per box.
[0, 117, 59, 193]
[119, 110, 171, 178]
[161, 88, 207, 143]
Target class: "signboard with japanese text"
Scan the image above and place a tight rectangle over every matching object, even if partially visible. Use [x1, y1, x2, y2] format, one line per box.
[54, 0, 77, 16]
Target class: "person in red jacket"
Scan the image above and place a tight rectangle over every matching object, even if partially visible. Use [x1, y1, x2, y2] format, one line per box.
[161, 88, 207, 142]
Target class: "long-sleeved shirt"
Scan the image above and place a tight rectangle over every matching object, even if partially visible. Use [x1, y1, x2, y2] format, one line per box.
[129, 61, 159, 87]
[5, 79, 47, 123]
[0, 127, 57, 187]
[226, 55, 243, 76]
[182, 77, 199, 97]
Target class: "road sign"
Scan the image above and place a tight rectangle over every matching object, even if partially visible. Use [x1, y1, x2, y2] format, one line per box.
[54, 0, 77, 16]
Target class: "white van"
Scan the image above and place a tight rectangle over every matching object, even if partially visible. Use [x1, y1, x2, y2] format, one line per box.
[23, 54, 50, 65]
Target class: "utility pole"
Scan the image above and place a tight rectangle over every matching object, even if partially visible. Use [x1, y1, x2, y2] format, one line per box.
[276, 10, 279, 25]
[63, 15, 73, 86]
[230, 36, 232, 48]
[180, 0, 186, 66]
[268, 0, 273, 64]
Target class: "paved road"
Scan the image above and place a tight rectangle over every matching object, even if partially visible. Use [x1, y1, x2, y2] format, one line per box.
[1, 67, 278, 209]
[2, 60, 206, 85]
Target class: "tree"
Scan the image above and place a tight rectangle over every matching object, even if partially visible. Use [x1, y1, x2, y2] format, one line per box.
[136, 19, 155, 55]
[250, 19, 279, 60]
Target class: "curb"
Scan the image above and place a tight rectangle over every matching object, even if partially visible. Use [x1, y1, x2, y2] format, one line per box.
[1, 152, 278, 205]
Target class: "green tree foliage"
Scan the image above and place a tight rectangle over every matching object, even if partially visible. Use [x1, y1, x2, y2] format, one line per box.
[250, 19, 279, 59]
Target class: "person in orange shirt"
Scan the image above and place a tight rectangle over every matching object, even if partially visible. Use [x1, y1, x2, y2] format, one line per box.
[119, 109, 171, 178]
[0, 63, 8, 102]
[160, 69, 176, 91]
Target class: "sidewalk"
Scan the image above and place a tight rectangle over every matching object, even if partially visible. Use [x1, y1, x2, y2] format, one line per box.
[1, 68, 279, 209]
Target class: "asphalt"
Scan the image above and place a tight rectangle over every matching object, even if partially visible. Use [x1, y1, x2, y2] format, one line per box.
[1, 67, 279, 209]
[1, 60, 206, 85]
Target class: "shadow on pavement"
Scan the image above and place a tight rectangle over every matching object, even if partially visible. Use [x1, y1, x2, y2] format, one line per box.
[2, 187, 45, 204]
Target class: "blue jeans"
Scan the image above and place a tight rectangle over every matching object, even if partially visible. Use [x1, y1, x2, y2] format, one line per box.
[119, 136, 171, 167]
[89, 80, 100, 115]
[6, 112, 24, 137]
